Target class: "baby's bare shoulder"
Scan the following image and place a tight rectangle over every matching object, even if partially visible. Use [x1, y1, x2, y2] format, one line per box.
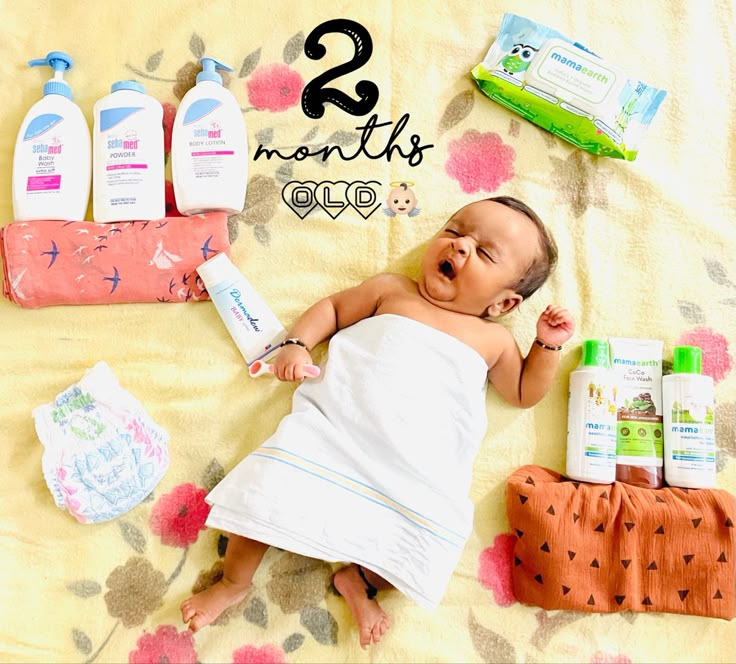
[470, 318, 518, 364]
[366, 272, 416, 293]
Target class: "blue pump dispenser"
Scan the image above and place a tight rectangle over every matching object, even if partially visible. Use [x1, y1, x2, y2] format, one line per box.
[196, 57, 233, 85]
[27, 51, 74, 99]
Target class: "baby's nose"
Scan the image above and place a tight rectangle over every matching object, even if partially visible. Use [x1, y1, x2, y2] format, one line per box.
[452, 237, 472, 256]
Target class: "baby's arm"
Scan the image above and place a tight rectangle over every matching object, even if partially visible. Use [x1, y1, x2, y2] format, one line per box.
[272, 274, 394, 381]
[488, 305, 575, 408]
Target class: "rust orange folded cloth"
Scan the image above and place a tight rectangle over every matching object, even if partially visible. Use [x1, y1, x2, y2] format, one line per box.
[506, 465, 735, 620]
[0, 213, 230, 308]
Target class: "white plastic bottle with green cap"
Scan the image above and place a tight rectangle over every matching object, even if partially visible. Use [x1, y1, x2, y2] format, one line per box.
[93, 80, 165, 223]
[663, 346, 716, 488]
[12, 51, 91, 221]
[171, 57, 248, 215]
[565, 339, 618, 483]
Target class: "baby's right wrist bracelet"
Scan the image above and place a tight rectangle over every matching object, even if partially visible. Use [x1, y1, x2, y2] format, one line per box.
[534, 338, 563, 352]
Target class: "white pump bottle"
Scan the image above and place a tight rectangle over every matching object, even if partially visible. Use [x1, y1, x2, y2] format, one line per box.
[171, 57, 248, 215]
[12, 51, 91, 222]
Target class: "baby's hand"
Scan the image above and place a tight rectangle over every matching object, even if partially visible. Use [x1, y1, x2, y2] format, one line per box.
[272, 344, 314, 382]
[536, 305, 576, 347]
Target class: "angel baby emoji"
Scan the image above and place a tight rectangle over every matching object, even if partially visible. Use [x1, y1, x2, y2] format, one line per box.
[383, 182, 421, 217]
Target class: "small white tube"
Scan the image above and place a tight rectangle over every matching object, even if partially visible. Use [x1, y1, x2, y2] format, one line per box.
[197, 253, 286, 364]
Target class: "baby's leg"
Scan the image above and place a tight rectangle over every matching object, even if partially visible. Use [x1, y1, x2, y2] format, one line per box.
[181, 535, 268, 632]
[334, 564, 392, 649]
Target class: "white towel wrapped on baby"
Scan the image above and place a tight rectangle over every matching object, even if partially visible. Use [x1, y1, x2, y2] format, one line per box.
[206, 313, 489, 609]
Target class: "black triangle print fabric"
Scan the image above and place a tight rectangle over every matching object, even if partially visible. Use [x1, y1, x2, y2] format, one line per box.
[505, 465, 735, 619]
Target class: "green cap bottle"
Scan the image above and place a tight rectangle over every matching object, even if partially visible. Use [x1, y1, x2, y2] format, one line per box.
[581, 339, 610, 368]
[672, 346, 702, 374]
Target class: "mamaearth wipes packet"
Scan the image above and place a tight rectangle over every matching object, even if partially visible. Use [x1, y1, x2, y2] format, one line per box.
[472, 13, 667, 160]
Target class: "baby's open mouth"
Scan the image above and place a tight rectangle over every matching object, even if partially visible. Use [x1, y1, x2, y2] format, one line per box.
[439, 260, 455, 280]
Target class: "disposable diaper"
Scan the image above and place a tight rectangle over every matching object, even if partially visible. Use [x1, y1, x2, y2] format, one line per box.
[32, 362, 169, 524]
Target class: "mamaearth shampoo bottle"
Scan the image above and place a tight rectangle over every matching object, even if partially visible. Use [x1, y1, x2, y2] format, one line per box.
[566, 339, 618, 483]
[663, 346, 716, 489]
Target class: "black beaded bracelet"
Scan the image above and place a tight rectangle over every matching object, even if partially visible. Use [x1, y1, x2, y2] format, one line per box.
[280, 338, 308, 350]
[534, 338, 563, 351]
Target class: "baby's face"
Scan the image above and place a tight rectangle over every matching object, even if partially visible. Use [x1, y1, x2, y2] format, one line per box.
[418, 200, 541, 317]
[387, 186, 417, 215]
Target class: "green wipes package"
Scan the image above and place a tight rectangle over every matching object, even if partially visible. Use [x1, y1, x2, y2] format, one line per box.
[471, 13, 667, 161]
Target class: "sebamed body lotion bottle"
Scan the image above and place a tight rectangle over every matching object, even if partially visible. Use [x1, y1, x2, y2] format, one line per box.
[171, 57, 248, 215]
[566, 339, 618, 483]
[663, 346, 716, 489]
[12, 51, 91, 221]
[93, 80, 165, 222]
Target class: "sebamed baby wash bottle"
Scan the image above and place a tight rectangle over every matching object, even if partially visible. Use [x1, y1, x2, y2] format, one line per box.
[566, 339, 618, 483]
[93, 80, 165, 222]
[171, 57, 248, 215]
[663, 346, 716, 489]
[12, 51, 91, 222]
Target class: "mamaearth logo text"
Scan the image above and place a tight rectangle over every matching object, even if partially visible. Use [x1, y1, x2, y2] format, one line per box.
[613, 358, 660, 367]
[550, 51, 609, 83]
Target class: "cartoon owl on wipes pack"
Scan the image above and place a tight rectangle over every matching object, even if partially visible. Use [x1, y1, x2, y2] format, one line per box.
[501, 43, 538, 75]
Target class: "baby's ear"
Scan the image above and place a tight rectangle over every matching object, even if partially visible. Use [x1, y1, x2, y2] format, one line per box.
[486, 293, 523, 318]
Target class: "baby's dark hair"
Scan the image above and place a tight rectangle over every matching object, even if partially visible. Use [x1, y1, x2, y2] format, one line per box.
[488, 196, 557, 300]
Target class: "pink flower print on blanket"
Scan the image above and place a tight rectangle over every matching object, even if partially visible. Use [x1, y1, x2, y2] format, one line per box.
[246, 63, 304, 112]
[232, 643, 287, 664]
[150, 483, 210, 547]
[129, 624, 198, 664]
[445, 130, 515, 193]
[590, 652, 632, 664]
[677, 326, 733, 384]
[478, 533, 517, 607]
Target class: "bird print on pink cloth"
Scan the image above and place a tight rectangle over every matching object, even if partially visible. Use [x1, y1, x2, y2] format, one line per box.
[150, 241, 183, 270]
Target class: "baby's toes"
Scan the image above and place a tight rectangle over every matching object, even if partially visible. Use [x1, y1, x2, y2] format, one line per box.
[188, 612, 207, 633]
[180, 600, 195, 623]
[359, 627, 372, 650]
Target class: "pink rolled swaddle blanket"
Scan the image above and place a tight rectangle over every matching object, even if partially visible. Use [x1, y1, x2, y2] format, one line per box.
[0, 213, 230, 308]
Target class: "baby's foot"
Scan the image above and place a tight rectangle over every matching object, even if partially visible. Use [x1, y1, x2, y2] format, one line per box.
[334, 565, 390, 649]
[180, 579, 250, 632]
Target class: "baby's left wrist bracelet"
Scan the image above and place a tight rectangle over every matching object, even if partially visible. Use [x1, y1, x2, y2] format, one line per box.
[534, 338, 563, 352]
[281, 337, 309, 351]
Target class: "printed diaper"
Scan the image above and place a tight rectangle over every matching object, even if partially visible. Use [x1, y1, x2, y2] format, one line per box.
[472, 13, 667, 160]
[33, 362, 169, 524]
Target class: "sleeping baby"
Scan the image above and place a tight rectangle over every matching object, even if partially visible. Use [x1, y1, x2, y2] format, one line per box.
[181, 196, 576, 648]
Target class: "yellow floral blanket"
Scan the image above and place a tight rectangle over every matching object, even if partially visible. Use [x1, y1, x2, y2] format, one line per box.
[1, 1, 734, 663]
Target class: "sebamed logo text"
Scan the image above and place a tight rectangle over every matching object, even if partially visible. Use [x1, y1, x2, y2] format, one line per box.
[194, 128, 222, 139]
[107, 137, 139, 150]
[613, 358, 660, 367]
[33, 137, 63, 154]
[550, 51, 609, 83]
